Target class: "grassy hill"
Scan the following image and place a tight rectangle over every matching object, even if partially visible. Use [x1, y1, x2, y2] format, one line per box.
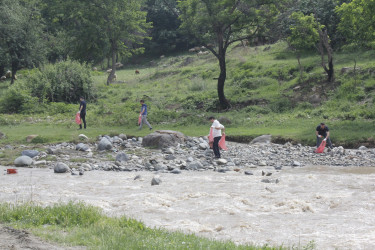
[1, 41, 375, 148]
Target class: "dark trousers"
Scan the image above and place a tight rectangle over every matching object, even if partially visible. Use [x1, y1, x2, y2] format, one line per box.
[213, 136, 221, 158]
[316, 136, 332, 148]
[80, 112, 86, 129]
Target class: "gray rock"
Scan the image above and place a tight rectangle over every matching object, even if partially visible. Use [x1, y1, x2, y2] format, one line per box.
[54, 162, 70, 173]
[14, 156, 33, 166]
[97, 137, 113, 151]
[171, 168, 181, 174]
[359, 146, 368, 150]
[142, 130, 186, 149]
[258, 161, 267, 166]
[154, 164, 167, 171]
[46, 147, 62, 155]
[76, 143, 90, 151]
[186, 161, 204, 170]
[199, 142, 209, 150]
[21, 150, 39, 158]
[134, 175, 141, 180]
[292, 161, 301, 166]
[116, 152, 129, 162]
[245, 171, 253, 175]
[261, 179, 271, 183]
[34, 160, 47, 166]
[163, 148, 175, 154]
[216, 159, 228, 165]
[119, 134, 127, 140]
[151, 175, 162, 185]
[251, 135, 271, 144]
[165, 155, 176, 160]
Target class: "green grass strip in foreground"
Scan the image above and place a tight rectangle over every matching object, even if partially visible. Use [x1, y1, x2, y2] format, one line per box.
[0, 202, 288, 250]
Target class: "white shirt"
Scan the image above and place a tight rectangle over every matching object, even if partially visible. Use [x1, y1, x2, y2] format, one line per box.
[211, 120, 224, 138]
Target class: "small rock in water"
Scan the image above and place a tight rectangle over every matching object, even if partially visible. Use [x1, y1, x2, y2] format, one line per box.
[274, 165, 282, 170]
[171, 168, 181, 174]
[245, 171, 253, 175]
[134, 175, 141, 180]
[151, 176, 162, 186]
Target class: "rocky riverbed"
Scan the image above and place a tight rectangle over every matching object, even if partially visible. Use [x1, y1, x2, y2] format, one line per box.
[7, 131, 375, 175]
[1, 131, 375, 249]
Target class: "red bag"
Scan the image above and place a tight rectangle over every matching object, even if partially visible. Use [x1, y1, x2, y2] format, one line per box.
[138, 116, 142, 125]
[219, 134, 228, 150]
[315, 140, 326, 153]
[75, 112, 81, 124]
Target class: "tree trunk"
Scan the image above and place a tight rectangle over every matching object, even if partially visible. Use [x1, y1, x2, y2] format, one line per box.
[217, 55, 230, 110]
[107, 47, 117, 85]
[10, 61, 18, 85]
[0, 65, 4, 77]
[327, 57, 334, 82]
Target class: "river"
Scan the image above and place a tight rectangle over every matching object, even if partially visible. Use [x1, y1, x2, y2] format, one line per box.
[1, 165, 374, 249]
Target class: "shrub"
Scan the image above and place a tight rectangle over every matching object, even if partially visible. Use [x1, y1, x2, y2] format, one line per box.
[0, 82, 32, 113]
[27, 59, 95, 103]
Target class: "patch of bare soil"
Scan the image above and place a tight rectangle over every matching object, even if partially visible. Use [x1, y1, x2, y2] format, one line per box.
[0, 225, 85, 250]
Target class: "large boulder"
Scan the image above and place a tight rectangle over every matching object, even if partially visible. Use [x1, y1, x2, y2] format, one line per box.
[142, 130, 186, 149]
[21, 150, 39, 158]
[54, 162, 70, 173]
[14, 156, 33, 166]
[97, 137, 113, 151]
[250, 135, 271, 144]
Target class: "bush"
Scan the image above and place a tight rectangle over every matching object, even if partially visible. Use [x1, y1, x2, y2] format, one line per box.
[0, 82, 32, 113]
[27, 59, 95, 103]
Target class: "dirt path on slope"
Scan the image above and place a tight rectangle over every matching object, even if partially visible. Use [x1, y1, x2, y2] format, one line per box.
[0, 225, 85, 250]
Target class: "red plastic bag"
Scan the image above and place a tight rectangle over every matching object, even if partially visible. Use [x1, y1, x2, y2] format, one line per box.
[75, 112, 81, 124]
[138, 116, 142, 125]
[315, 140, 326, 153]
[219, 134, 228, 150]
[208, 127, 214, 148]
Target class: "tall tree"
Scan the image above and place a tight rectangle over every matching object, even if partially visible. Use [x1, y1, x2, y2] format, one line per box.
[144, 0, 190, 54]
[336, 0, 375, 49]
[0, 0, 46, 84]
[178, 0, 278, 109]
[81, 0, 151, 84]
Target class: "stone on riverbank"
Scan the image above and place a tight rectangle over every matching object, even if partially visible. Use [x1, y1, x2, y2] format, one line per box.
[142, 130, 186, 149]
[21, 150, 39, 158]
[14, 156, 33, 166]
[54, 163, 70, 173]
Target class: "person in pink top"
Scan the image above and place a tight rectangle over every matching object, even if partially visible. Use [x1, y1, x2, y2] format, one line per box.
[208, 116, 225, 158]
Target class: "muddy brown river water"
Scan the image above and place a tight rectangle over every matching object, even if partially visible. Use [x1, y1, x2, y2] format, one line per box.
[1, 165, 375, 249]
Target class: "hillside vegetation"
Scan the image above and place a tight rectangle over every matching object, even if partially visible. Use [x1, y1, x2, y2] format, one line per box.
[0, 41, 374, 148]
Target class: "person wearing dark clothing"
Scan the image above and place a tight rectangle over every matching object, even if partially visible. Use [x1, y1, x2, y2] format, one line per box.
[79, 97, 86, 129]
[139, 100, 152, 130]
[316, 123, 333, 149]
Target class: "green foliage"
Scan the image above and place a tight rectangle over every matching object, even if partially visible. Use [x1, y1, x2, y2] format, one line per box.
[0, 82, 33, 113]
[288, 12, 321, 52]
[0, 0, 46, 81]
[27, 59, 94, 103]
[336, 0, 375, 49]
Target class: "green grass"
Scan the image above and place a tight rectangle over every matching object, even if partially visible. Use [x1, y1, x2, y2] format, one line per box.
[1, 41, 375, 148]
[0, 202, 286, 250]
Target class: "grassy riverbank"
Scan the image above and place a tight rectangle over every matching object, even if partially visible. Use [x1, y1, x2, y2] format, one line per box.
[0, 202, 292, 250]
[1, 41, 375, 148]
